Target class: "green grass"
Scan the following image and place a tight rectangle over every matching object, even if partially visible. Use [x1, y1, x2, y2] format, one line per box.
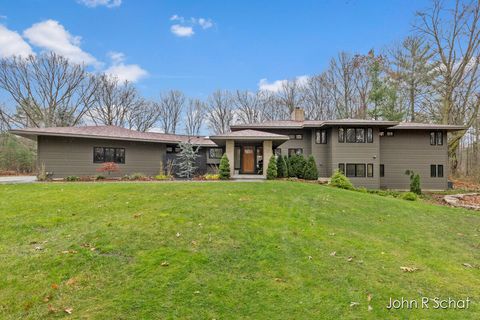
[0, 181, 479, 319]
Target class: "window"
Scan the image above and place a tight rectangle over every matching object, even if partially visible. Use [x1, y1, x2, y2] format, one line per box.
[275, 148, 282, 156]
[93, 147, 125, 164]
[430, 164, 437, 177]
[430, 131, 443, 145]
[288, 134, 303, 140]
[338, 163, 345, 174]
[356, 128, 365, 143]
[438, 165, 444, 177]
[338, 128, 345, 143]
[431, 164, 444, 178]
[345, 163, 367, 177]
[316, 129, 327, 144]
[367, 128, 373, 143]
[386, 131, 394, 137]
[346, 128, 356, 143]
[288, 148, 303, 156]
[380, 164, 385, 177]
[367, 163, 373, 177]
[380, 130, 394, 137]
[208, 148, 223, 159]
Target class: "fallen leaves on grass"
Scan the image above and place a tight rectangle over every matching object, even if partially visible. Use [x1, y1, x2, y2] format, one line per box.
[368, 305, 373, 311]
[347, 256, 354, 262]
[176, 232, 181, 237]
[161, 261, 169, 266]
[133, 213, 142, 218]
[64, 307, 73, 314]
[48, 304, 58, 314]
[275, 277, 285, 283]
[43, 295, 51, 302]
[330, 251, 336, 256]
[350, 302, 359, 308]
[62, 250, 78, 254]
[400, 266, 418, 273]
[34, 246, 43, 251]
[51, 283, 59, 290]
[65, 278, 77, 286]
[462, 263, 474, 268]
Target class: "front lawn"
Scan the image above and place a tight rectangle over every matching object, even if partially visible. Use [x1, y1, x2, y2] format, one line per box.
[0, 181, 479, 319]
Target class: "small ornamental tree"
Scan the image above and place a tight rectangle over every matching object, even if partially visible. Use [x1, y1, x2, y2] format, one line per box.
[405, 170, 421, 195]
[266, 155, 277, 180]
[276, 155, 288, 178]
[330, 170, 354, 190]
[289, 154, 307, 178]
[96, 162, 120, 176]
[303, 156, 318, 180]
[177, 140, 199, 179]
[219, 153, 231, 180]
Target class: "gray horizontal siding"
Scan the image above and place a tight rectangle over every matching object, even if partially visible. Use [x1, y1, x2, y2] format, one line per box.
[380, 130, 448, 190]
[38, 136, 165, 178]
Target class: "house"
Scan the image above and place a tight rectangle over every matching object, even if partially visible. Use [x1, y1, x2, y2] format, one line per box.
[10, 108, 464, 190]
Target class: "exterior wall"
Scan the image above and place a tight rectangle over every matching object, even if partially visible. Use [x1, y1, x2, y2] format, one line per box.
[166, 147, 211, 177]
[225, 140, 235, 177]
[309, 128, 331, 177]
[262, 140, 273, 178]
[266, 129, 312, 157]
[38, 136, 165, 178]
[380, 130, 448, 190]
[330, 126, 381, 189]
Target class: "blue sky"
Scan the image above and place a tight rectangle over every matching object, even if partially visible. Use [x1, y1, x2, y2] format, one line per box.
[0, 0, 432, 99]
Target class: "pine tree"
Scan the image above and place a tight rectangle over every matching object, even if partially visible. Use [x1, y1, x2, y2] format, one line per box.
[266, 155, 277, 180]
[219, 153, 231, 180]
[276, 155, 287, 178]
[303, 156, 319, 180]
[177, 141, 199, 179]
[287, 156, 295, 178]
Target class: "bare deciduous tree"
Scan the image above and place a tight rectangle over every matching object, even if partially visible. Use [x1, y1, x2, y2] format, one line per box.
[416, 0, 480, 171]
[233, 90, 265, 124]
[304, 74, 335, 120]
[88, 75, 144, 127]
[185, 98, 206, 136]
[276, 79, 306, 117]
[0, 52, 98, 128]
[206, 90, 233, 134]
[158, 90, 185, 134]
[126, 100, 161, 132]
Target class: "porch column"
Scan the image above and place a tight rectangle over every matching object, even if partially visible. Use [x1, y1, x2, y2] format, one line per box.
[263, 140, 273, 178]
[225, 139, 235, 177]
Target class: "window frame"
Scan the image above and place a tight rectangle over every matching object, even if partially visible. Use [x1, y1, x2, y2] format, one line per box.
[367, 163, 374, 177]
[346, 128, 356, 143]
[367, 128, 373, 143]
[208, 147, 224, 159]
[93, 147, 125, 164]
[355, 128, 365, 143]
[345, 163, 367, 178]
[437, 164, 444, 178]
[338, 128, 345, 143]
[380, 164, 385, 177]
[338, 163, 345, 174]
[430, 164, 437, 177]
[315, 129, 327, 144]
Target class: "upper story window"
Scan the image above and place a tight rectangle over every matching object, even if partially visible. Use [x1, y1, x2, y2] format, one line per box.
[430, 131, 443, 145]
[208, 148, 223, 159]
[93, 147, 125, 164]
[315, 129, 327, 144]
[339, 127, 373, 143]
[380, 130, 394, 137]
[288, 134, 303, 140]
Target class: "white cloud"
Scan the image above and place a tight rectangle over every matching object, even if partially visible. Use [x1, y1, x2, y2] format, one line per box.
[104, 51, 148, 82]
[258, 75, 309, 92]
[198, 18, 213, 30]
[23, 19, 99, 66]
[169, 14, 214, 37]
[0, 25, 34, 58]
[77, 0, 121, 8]
[170, 24, 194, 37]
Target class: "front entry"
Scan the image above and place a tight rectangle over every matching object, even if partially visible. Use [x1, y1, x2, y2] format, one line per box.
[242, 146, 255, 173]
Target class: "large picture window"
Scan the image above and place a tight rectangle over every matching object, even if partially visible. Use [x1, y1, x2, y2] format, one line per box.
[339, 127, 373, 143]
[93, 147, 125, 164]
[345, 163, 367, 178]
[208, 148, 223, 159]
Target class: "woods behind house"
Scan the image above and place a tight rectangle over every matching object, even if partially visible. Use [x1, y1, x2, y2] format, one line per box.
[0, 0, 479, 178]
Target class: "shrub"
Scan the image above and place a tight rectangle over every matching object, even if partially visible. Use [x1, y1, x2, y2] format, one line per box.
[65, 176, 80, 181]
[402, 192, 418, 201]
[97, 162, 120, 176]
[155, 174, 172, 181]
[266, 156, 277, 180]
[203, 173, 220, 180]
[95, 175, 105, 180]
[129, 172, 147, 180]
[405, 170, 421, 195]
[289, 155, 306, 178]
[356, 187, 368, 193]
[219, 154, 231, 180]
[287, 156, 295, 178]
[303, 156, 318, 180]
[276, 155, 288, 178]
[330, 170, 354, 190]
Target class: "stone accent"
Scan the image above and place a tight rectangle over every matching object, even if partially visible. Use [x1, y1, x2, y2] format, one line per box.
[225, 139, 235, 178]
[444, 193, 480, 210]
[263, 140, 273, 178]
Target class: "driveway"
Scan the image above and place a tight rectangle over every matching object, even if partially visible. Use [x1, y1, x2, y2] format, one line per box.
[0, 176, 37, 184]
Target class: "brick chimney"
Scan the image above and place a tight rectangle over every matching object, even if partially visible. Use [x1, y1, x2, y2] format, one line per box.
[291, 107, 305, 121]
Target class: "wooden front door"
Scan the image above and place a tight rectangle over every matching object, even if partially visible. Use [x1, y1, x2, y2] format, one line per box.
[242, 146, 255, 173]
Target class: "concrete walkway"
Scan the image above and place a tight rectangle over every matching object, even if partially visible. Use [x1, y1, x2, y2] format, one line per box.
[0, 176, 37, 184]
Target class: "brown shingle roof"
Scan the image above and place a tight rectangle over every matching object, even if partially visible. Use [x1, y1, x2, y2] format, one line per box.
[388, 122, 465, 130]
[10, 125, 216, 146]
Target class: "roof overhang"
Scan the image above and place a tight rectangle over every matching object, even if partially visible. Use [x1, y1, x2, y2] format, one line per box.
[387, 124, 466, 131]
[210, 129, 289, 147]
